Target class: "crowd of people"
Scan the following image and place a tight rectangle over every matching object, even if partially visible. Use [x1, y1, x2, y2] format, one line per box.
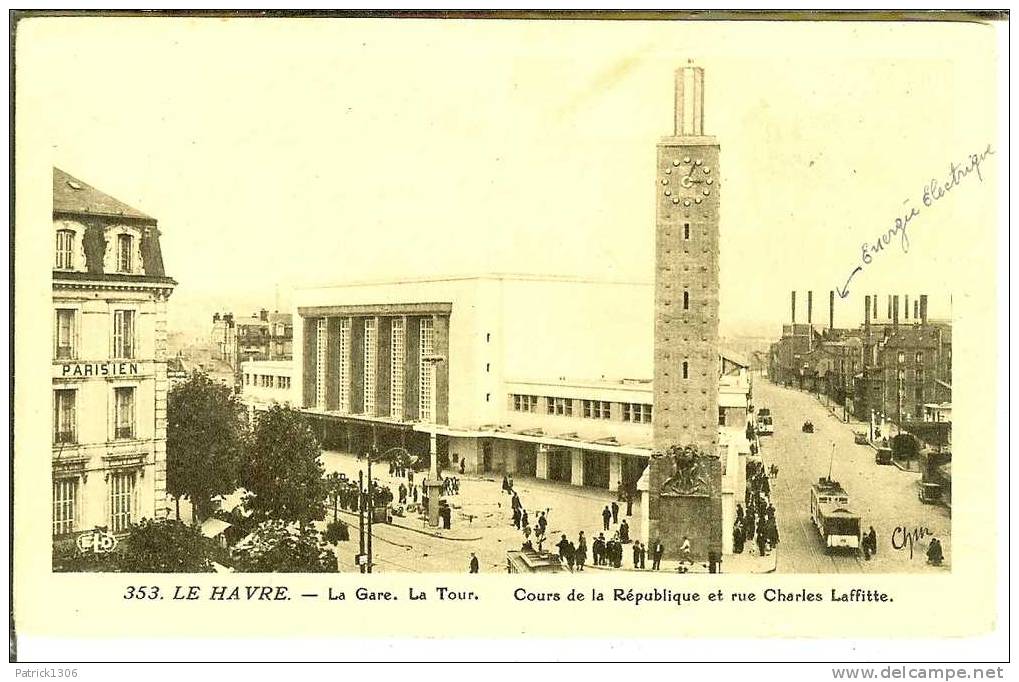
[733, 458, 780, 556]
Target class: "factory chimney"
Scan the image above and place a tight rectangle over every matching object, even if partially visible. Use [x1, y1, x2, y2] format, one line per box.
[887, 295, 893, 320]
[675, 66, 705, 136]
[893, 295, 899, 329]
[904, 294, 910, 320]
[807, 290, 813, 325]
[864, 295, 871, 336]
[920, 294, 928, 324]
[914, 298, 919, 320]
[829, 290, 835, 330]
[791, 291, 796, 324]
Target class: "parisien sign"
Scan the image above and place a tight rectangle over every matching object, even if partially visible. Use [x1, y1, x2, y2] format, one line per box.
[59, 361, 141, 377]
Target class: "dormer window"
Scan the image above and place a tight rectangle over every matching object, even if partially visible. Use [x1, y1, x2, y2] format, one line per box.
[55, 229, 74, 269]
[117, 234, 134, 273]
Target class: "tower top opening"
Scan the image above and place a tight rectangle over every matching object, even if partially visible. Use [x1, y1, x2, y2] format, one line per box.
[674, 66, 705, 136]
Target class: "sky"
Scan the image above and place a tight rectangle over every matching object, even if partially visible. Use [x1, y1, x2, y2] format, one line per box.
[18, 17, 999, 339]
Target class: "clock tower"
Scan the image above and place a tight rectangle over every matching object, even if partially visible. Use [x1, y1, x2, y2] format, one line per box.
[646, 65, 723, 561]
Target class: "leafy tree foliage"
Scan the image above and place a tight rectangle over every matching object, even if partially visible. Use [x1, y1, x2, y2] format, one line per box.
[167, 372, 246, 521]
[324, 519, 350, 544]
[891, 432, 921, 459]
[242, 404, 327, 525]
[233, 520, 337, 572]
[52, 519, 222, 573]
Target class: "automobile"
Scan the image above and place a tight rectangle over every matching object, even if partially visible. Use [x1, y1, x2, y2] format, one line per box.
[918, 482, 941, 504]
[853, 432, 869, 445]
[874, 447, 893, 465]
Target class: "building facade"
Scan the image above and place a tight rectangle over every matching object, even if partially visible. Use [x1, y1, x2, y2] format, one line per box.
[211, 309, 293, 372]
[769, 291, 952, 430]
[51, 168, 176, 539]
[291, 272, 750, 553]
[240, 359, 294, 421]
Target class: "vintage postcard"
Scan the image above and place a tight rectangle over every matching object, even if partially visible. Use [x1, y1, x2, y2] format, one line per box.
[10, 11, 1009, 662]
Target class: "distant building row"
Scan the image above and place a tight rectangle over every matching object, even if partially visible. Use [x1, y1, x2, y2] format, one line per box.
[769, 290, 951, 426]
[211, 309, 293, 372]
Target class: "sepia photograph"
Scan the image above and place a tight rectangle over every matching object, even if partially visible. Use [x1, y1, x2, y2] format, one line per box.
[11, 9, 1008, 659]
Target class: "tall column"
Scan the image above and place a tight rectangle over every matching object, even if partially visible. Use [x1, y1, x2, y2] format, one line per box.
[570, 449, 585, 487]
[535, 445, 549, 480]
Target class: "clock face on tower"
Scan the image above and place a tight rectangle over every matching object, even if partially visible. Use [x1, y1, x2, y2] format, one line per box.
[660, 156, 714, 207]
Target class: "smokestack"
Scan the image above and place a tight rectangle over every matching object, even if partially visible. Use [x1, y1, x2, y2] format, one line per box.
[829, 290, 835, 330]
[904, 294, 910, 320]
[865, 295, 871, 333]
[893, 295, 899, 328]
[920, 294, 928, 324]
[791, 291, 797, 324]
[674, 66, 705, 136]
[807, 291, 813, 325]
[913, 299, 919, 320]
[887, 295, 892, 320]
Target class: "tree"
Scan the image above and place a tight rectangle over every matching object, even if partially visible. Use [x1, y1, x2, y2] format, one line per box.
[52, 519, 222, 573]
[325, 471, 344, 522]
[167, 371, 247, 522]
[233, 520, 337, 572]
[115, 518, 223, 572]
[243, 404, 327, 525]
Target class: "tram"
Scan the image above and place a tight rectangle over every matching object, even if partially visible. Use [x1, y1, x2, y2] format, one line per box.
[756, 408, 774, 436]
[809, 478, 861, 554]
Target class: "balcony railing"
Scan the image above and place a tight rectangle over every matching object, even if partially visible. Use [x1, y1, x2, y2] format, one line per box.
[54, 431, 76, 445]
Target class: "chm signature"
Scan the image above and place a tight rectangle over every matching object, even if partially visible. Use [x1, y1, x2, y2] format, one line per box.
[835, 143, 994, 299]
[891, 525, 933, 560]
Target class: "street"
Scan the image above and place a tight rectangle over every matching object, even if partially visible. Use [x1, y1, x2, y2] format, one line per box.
[755, 380, 951, 573]
[317, 450, 630, 573]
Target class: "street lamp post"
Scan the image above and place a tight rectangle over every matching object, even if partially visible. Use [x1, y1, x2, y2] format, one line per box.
[421, 354, 446, 528]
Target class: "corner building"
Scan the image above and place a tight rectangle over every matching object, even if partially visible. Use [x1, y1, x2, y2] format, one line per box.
[51, 169, 176, 540]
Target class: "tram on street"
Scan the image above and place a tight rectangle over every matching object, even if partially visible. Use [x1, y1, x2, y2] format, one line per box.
[756, 408, 774, 436]
[809, 477, 861, 554]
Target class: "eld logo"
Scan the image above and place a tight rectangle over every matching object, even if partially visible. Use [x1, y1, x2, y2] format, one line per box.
[76, 528, 118, 554]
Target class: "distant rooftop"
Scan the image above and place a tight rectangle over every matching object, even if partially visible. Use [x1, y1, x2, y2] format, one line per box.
[298, 272, 653, 292]
[53, 168, 154, 221]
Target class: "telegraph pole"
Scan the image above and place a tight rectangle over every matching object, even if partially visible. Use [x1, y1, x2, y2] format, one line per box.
[366, 425, 378, 574]
[358, 470, 365, 574]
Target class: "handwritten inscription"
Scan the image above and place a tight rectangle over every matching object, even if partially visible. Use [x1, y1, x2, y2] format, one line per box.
[891, 525, 933, 560]
[836, 143, 994, 298]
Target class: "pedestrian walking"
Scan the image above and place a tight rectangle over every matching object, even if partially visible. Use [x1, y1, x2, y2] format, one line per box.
[619, 519, 630, 544]
[593, 534, 605, 566]
[651, 539, 664, 570]
[469, 553, 479, 574]
[602, 505, 612, 531]
[632, 541, 641, 569]
[638, 541, 647, 569]
[867, 526, 877, 557]
[556, 534, 569, 563]
[575, 533, 587, 571]
[679, 535, 692, 567]
[512, 507, 521, 529]
[611, 501, 620, 525]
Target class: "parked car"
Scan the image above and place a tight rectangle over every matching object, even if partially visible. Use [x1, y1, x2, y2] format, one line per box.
[875, 447, 893, 465]
[854, 432, 869, 445]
